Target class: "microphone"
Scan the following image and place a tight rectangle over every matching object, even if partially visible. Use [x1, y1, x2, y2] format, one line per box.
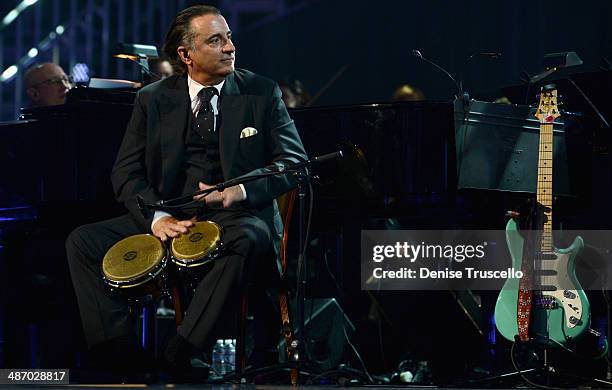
[137, 194, 171, 219]
[411, 49, 462, 98]
[479, 52, 503, 59]
[463, 52, 503, 68]
[460, 52, 503, 92]
[310, 150, 343, 164]
[136, 195, 151, 219]
[277, 150, 343, 172]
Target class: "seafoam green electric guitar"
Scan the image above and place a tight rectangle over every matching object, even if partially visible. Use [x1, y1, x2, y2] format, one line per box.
[494, 85, 590, 346]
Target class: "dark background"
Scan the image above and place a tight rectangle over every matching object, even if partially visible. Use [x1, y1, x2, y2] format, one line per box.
[0, 0, 611, 118]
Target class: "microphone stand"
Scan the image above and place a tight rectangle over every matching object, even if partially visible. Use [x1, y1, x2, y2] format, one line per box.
[126, 55, 159, 85]
[295, 166, 310, 372]
[138, 151, 342, 216]
[411, 49, 471, 112]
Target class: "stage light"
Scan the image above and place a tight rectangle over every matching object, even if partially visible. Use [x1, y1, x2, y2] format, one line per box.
[1, 0, 39, 29]
[55, 25, 64, 35]
[2, 10, 18, 26]
[0, 65, 18, 82]
[27, 48, 38, 58]
[113, 43, 158, 60]
[113, 42, 159, 84]
[72, 63, 90, 83]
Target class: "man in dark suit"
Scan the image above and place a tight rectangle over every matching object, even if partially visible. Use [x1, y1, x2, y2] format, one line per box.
[66, 4, 307, 376]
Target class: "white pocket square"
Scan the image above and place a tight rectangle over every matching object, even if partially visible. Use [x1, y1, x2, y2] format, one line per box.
[240, 127, 258, 138]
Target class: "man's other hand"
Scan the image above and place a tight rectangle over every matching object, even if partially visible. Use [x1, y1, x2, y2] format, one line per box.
[151, 216, 196, 241]
[195, 181, 245, 208]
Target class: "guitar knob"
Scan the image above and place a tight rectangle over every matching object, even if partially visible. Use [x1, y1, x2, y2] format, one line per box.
[569, 316, 579, 325]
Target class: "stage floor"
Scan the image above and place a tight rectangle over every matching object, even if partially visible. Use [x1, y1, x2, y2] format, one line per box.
[0, 386, 505, 390]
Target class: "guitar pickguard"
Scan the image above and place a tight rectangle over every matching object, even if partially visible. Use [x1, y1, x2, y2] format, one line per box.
[536, 250, 584, 330]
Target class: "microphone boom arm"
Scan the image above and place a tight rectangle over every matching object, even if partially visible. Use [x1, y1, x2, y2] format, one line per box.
[137, 151, 343, 215]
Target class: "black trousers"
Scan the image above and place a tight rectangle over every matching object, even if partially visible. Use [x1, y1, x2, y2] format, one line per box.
[66, 209, 272, 350]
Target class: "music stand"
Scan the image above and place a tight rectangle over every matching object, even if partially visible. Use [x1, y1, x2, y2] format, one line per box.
[454, 98, 572, 196]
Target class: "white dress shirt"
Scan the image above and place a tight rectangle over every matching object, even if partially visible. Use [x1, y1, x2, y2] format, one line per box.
[152, 75, 246, 229]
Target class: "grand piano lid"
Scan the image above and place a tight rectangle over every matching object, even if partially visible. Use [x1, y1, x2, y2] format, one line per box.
[19, 85, 137, 120]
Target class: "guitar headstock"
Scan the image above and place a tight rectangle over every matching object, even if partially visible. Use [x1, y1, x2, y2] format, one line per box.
[535, 84, 560, 124]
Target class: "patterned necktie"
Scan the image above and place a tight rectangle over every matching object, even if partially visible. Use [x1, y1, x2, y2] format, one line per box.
[195, 87, 218, 133]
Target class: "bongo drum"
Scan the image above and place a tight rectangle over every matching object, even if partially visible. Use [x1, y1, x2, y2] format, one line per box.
[102, 234, 168, 301]
[170, 220, 223, 268]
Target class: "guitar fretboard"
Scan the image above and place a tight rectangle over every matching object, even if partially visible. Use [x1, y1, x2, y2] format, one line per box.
[536, 122, 553, 253]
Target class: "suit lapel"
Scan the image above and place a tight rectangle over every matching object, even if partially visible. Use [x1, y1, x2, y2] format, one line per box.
[219, 72, 250, 179]
[159, 75, 190, 195]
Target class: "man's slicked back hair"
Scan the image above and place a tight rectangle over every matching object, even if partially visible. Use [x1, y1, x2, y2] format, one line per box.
[162, 4, 221, 75]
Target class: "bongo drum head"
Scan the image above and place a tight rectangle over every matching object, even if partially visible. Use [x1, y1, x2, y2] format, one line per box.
[171, 220, 222, 265]
[102, 234, 165, 282]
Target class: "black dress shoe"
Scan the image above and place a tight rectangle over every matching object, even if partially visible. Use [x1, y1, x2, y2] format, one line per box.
[85, 335, 157, 382]
[161, 334, 209, 383]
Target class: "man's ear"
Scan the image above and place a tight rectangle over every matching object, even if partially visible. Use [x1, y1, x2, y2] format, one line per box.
[26, 87, 39, 102]
[177, 46, 190, 64]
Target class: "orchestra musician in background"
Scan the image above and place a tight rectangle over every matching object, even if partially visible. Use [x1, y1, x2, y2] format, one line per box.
[24, 62, 73, 107]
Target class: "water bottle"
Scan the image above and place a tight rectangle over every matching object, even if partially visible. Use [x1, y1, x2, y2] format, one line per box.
[212, 339, 225, 376]
[222, 339, 234, 374]
[228, 339, 236, 373]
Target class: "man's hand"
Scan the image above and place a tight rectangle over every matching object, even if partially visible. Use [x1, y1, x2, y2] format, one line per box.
[151, 216, 196, 241]
[194, 181, 245, 208]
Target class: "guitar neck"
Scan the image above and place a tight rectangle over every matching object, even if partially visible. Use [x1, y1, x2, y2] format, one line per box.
[536, 122, 553, 253]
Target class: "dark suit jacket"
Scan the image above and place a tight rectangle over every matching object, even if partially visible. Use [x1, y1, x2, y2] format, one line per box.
[110, 69, 308, 252]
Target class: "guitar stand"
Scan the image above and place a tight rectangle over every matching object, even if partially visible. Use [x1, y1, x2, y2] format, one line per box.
[469, 339, 612, 388]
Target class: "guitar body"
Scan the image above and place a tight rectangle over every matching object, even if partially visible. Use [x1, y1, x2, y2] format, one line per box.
[495, 218, 590, 345]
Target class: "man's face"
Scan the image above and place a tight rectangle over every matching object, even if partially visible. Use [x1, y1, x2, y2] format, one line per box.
[28, 64, 71, 106]
[185, 14, 235, 83]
